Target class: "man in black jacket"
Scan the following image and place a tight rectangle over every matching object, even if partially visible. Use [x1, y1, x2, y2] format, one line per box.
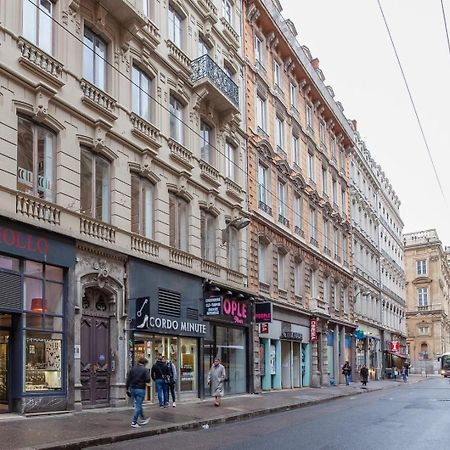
[126, 357, 150, 428]
[151, 354, 169, 407]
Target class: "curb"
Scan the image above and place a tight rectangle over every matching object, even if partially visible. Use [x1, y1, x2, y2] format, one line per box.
[32, 385, 391, 450]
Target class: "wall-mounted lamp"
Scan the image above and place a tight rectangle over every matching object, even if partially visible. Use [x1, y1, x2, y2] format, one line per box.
[222, 217, 251, 243]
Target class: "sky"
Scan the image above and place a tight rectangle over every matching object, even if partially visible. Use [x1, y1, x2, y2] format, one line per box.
[281, 0, 450, 245]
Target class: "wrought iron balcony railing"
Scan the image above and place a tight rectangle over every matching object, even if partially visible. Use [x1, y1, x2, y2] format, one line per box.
[191, 54, 239, 107]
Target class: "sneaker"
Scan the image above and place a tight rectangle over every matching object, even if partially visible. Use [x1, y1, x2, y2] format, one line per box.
[139, 418, 150, 425]
[131, 422, 140, 428]
[172, 402, 176, 408]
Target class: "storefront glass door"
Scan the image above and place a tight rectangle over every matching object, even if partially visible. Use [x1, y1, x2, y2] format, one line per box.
[0, 330, 9, 413]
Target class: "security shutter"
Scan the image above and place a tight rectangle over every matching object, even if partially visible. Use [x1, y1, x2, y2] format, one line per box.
[0, 271, 22, 312]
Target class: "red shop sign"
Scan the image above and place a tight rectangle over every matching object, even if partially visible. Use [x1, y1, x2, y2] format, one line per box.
[310, 318, 318, 342]
[390, 341, 399, 352]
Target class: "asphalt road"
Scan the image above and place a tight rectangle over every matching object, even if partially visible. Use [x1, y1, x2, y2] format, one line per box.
[91, 377, 450, 450]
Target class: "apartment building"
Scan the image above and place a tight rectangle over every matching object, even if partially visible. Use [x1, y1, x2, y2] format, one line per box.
[404, 230, 450, 372]
[0, 0, 249, 414]
[350, 126, 383, 379]
[244, 0, 355, 390]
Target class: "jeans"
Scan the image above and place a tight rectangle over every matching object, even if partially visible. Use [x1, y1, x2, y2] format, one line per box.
[168, 382, 176, 402]
[131, 388, 146, 424]
[155, 379, 168, 406]
[344, 373, 351, 385]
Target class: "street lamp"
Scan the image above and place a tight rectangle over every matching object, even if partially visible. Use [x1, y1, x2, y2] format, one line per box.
[352, 289, 371, 303]
[221, 217, 250, 243]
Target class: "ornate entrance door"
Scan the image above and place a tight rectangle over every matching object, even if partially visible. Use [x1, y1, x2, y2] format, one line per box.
[80, 290, 110, 407]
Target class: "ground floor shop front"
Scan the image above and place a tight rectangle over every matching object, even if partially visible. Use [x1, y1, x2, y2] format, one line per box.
[355, 325, 382, 380]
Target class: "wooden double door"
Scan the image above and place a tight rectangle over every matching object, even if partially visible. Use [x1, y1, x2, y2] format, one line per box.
[80, 291, 111, 407]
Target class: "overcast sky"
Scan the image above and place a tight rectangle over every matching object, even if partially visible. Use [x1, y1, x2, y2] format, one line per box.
[281, 0, 450, 245]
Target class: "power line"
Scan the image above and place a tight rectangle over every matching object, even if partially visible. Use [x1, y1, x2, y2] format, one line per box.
[441, 0, 450, 57]
[15, 0, 405, 279]
[377, 0, 448, 207]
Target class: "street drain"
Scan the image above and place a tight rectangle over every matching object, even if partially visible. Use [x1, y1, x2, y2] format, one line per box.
[438, 399, 450, 402]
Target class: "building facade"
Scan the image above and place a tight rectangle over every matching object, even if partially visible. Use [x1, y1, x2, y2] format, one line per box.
[0, 0, 249, 413]
[350, 126, 383, 379]
[244, 0, 355, 391]
[404, 230, 450, 373]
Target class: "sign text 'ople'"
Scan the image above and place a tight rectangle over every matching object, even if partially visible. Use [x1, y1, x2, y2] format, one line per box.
[223, 298, 247, 324]
[0, 226, 49, 256]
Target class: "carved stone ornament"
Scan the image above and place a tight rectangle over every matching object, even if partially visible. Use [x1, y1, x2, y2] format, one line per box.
[93, 259, 110, 289]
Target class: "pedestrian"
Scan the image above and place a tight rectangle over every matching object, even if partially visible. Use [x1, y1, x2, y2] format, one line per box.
[166, 357, 177, 407]
[342, 361, 352, 385]
[151, 354, 169, 408]
[393, 367, 398, 380]
[401, 366, 408, 382]
[126, 357, 150, 428]
[360, 365, 369, 387]
[207, 357, 226, 406]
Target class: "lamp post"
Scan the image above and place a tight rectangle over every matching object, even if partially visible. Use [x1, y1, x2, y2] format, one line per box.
[221, 217, 251, 244]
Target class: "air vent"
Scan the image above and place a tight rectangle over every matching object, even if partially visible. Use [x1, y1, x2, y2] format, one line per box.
[0, 271, 22, 312]
[158, 288, 181, 317]
[186, 308, 199, 320]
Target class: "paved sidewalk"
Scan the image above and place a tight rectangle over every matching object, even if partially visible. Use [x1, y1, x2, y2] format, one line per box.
[0, 376, 428, 450]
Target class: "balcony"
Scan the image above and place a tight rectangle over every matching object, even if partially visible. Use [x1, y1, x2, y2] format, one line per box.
[191, 55, 239, 113]
[18, 37, 64, 87]
[259, 201, 272, 216]
[80, 217, 116, 243]
[220, 17, 240, 49]
[324, 246, 331, 257]
[294, 226, 304, 238]
[166, 40, 191, 75]
[199, 160, 221, 187]
[80, 79, 117, 120]
[131, 234, 160, 258]
[310, 237, 319, 247]
[169, 248, 193, 269]
[225, 177, 244, 201]
[278, 214, 289, 227]
[198, 0, 218, 21]
[97, 0, 146, 28]
[168, 139, 193, 169]
[130, 113, 160, 150]
[16, 193, 61, 226]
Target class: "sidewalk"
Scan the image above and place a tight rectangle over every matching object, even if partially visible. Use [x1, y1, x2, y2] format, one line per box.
[0, 376, 428, 450]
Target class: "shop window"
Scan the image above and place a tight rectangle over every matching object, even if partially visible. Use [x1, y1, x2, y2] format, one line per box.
[0, 255, 20, 272]
[17, 116, 55, 202]
[131, 173, 154, 239]
[23, 0, 53, 54]
[83, 27, 107, 91]
[169, 95, 184, 144]
[80, 147, 110, 223]
[200, 210, 216, 262]
[132, 65, 152, 123]
[169, 193, 189, 251]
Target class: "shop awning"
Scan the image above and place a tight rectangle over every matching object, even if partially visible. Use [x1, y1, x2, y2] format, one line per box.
[385, 350, 408, 359]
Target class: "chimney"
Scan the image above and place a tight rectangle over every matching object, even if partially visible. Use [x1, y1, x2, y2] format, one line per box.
[311, 58, 320, 70]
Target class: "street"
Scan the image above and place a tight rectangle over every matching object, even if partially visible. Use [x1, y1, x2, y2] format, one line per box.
[91, 377, 450, 450]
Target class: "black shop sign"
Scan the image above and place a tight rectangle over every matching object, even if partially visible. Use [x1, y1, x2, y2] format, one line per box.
[255, 302, 272, 323]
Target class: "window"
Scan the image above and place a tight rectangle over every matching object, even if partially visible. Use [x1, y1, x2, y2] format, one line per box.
[341, 188, 346, 211]
[322, 166, 327, 195]
[80, 148, 110, 222]
[310, 206, 317, 241]
[332, 178, 337, 204]
[168, 5, 182, 47]
[256, 95, 266, 132]
[278, 251, 286, 290]
[222, 0, 233, 24]
[310, 269, 317, 299]
[290, 83, 297, 108]
[335, 282, 340, 310]
[227, 226, 239, 271]
[200, 211, 216, 262]
[339, 148, 345, 170]
[306, 104, 313, 129]
[142, 0, 149, 17]
[323, 219, 329, 250]
[83, 28, 107, 90]
[294, 261, 303, 296]
[169, 95, 184, 144]
[343, 287, 349, 312]
[307, 153, 315, 181]
[417, 287, 428, 306]
[277, 180, 287, 219]
[132, 65, 151, 122]
[169, 193, 189, 251]
[23, 262, 64, 392]
[23, 0, 53, 54]
[224, 142, 236, 180]
[343, 236, 348, 264]
[258, 163, 269, 205]
[273, 60, 282, 89]
[333, 226, 339, 257]
[275, 116, 284, 150]
[417, 260, 427, 275]
[17, 117, 55, 202]
[258, 239, 269, 284]
[255, 35, 263, 64]
[131, 174, 154, 238]
[418, 326, 429, 336]
[294, 195, 303, 230]
[198, 37, 209, 57]
[323, 276, 330, 304]
[319, 121, 326, 143]
[330, 135, 337, 160]
[200, 121, 214, 164]
[292, 135, 300, 166]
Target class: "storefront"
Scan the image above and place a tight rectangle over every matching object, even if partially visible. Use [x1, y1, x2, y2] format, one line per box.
[128, 258, 206, 402]
[259, 306, 311, 390]
[0, 218, 75, 414]
[355, 328, 382, 380]
[203, 292, 252, 395]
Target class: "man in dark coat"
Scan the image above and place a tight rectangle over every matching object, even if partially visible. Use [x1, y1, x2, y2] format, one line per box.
[360, 365, 369, 387]
[126, 357, 150, 428]
[151, 354, 170, 407]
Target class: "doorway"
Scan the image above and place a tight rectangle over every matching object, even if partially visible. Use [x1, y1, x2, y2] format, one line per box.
[0, 314, 12, 413]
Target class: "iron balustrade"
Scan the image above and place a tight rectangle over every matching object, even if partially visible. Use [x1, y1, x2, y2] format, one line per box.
[191, 54, 239, 107]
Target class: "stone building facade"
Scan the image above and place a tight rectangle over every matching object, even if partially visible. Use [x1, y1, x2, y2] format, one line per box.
[244, 0, 355, 391]
[0, 0, 249, 413]
[404, 230, 450, 372]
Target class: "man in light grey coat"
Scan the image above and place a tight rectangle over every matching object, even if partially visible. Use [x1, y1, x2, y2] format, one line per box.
[207, 357, 226, 406]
